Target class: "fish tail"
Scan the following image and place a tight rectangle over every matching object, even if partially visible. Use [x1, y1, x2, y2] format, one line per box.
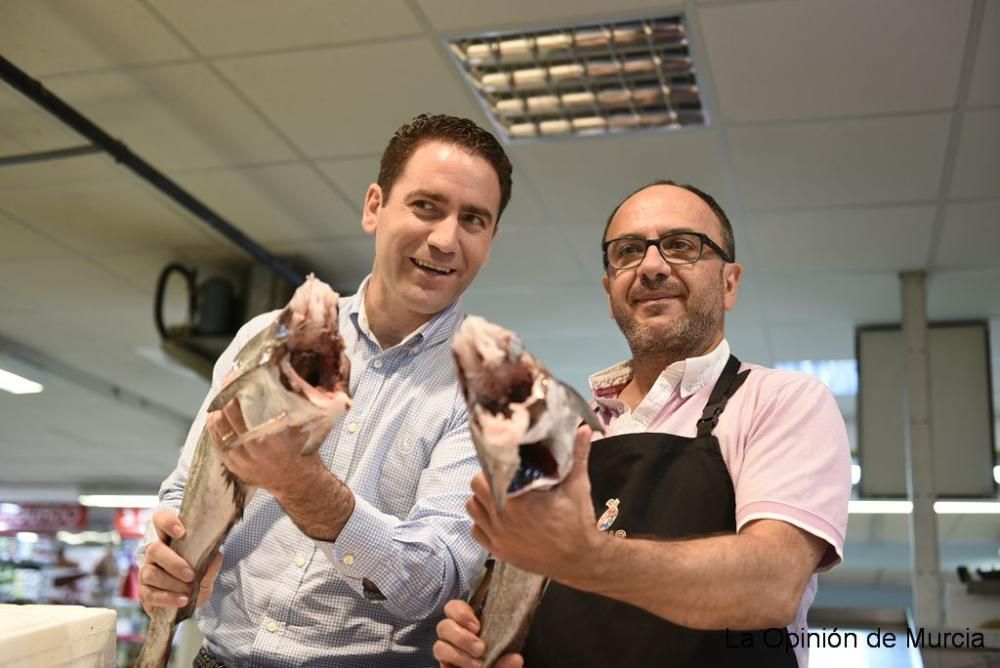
[135, 609, 177, 668]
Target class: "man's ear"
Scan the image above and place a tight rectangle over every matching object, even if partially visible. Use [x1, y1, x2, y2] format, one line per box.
[723, 262, 743, 312]
[361, 184, 382, 236]
[602, 272, 613, 319]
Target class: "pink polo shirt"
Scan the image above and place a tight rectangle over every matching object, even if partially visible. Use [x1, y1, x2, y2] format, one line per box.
[589, 339, 851, 668]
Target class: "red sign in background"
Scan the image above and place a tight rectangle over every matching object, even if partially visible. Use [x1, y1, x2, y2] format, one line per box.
[0, 503, 88, 533]
[114, 508, 152, 539]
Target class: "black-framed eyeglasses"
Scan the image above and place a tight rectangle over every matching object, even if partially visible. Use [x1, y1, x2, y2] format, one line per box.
[602, 231, 734, 270]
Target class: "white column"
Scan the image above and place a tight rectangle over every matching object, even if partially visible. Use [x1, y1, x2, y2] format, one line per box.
[899, 271, 943, 628]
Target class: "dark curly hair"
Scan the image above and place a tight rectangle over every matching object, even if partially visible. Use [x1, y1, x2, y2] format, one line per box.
[377, 114, 513, 222]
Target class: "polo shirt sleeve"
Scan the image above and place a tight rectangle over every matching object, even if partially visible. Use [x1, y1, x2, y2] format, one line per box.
[733, 373, 852, 571]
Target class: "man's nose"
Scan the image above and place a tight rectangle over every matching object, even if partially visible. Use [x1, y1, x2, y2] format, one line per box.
[637, 242, 672, 279]
[427, 216, 459, 253]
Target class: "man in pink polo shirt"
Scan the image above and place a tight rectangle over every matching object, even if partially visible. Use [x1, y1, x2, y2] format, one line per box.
[434, 181, 852, 668]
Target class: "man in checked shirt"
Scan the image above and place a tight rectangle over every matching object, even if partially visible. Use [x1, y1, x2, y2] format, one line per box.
[137, 114, 513, 667]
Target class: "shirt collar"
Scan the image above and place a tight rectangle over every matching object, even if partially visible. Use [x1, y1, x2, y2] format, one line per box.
[589, 339, 731, 403]
[347, 274, 464, 351]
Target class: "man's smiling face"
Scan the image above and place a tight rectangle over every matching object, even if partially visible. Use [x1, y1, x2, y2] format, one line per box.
[362, 140, 501, 329]
[602, 184, 741, 360]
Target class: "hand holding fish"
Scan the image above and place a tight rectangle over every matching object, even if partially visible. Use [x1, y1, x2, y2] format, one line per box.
[139, 511, 223, 615]
[433, 600, 524, 668]
[207, 403, 323, 496]
[466, 425, 600, 581]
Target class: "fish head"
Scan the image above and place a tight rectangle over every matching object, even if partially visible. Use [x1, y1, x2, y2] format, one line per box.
[454, 316, 586, 510]
[209, 274, 352, 454]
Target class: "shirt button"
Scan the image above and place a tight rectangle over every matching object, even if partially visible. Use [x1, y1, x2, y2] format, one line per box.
[372, 359, 383, 369]
[265, 620, 278, 633]
[295, 556, 306, 568]
[347, 422, 359, 433]
[342, 554, 356, 566]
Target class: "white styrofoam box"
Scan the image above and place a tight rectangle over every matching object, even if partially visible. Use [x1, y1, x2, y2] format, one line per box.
[0, 604, 116, 667]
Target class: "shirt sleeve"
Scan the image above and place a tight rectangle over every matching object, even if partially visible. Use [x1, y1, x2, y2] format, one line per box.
[317, 405, 486, 621]
[135, 311, 278, 567]
[733, 373, 852, 571]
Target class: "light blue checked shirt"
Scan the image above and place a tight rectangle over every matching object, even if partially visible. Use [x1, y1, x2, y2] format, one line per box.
[146, 276, 486, 666]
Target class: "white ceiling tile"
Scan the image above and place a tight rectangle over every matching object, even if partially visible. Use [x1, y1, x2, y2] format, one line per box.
[937, 199, 1000, 268]
[0, 0, 192, 76]
[0, 178, 216, 256]
[315, 156, 381, 214]
[512, 129, 732, 234]
[216, 40, 486, 157]
[170, 163, 359, 243]
[150, 0, 423, 56]
[731, 114, 951, 210]
[267, 236, 376, 294]
[756, 271, 902, 324]
[0, 210, 72, 260]
[0, 85, 84, 153]
[702, 0, 970, 122]
[0, 154, 127, 191]
[745, 205, 935, 273]
[949, 108, 1000, 199]
[473, 222, 590, 289]
[0, 258, 147, 313]
[967, 0, 1000, 107]
[39, 63, 296, 169]
[415, 0, 682, 32]
[928, 267, 1000, 319]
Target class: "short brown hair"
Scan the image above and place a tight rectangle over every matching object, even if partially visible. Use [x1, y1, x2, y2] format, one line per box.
[602, 180, 735, 260]
[377, 114, 513, 221]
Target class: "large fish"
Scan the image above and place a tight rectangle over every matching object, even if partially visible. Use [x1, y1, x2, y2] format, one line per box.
[137, 274, 352, 668]
[452, 316, 602, 668]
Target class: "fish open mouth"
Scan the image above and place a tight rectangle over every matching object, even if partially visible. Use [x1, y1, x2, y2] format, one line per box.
[453, 316, 582, 508]
[508, 441, 559, 494]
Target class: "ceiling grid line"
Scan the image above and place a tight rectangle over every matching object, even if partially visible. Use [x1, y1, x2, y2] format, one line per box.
[682, 0, 777, 365]
[136, 0, 364, 220]
[926, 0, 989, 269]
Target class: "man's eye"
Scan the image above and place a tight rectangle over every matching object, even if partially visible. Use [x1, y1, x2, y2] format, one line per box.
[463, 214, 486, 228]
[413, 200, 433, 210]
[666, 238, 696, 251]
[618, 243, 643, 256]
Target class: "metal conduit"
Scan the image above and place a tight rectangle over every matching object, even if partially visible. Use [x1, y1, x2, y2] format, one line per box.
[0, 54, 304, 287]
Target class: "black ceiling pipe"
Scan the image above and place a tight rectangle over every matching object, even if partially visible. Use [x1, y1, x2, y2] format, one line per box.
[0, 54, 304, 287]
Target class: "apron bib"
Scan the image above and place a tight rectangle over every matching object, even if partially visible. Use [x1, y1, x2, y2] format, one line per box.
[522, 356, 798, 667]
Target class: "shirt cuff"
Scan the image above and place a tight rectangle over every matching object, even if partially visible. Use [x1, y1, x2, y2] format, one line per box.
[319, 494, 400, 596]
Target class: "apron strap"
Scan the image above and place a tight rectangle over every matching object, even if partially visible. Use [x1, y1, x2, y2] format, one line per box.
[696, 355, 750, 437]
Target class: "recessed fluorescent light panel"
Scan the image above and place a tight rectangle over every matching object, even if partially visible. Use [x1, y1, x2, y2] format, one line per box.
[447, 14, 705, 140]
[0, 367, 43, 394]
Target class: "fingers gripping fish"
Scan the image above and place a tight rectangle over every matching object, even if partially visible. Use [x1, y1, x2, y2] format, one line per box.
[137, 274, 351, 668]
[452, 316, 602, 667]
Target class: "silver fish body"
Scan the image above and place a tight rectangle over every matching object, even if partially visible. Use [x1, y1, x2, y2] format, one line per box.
[137, 274, 351, 668]
[453, 316, 601, 667]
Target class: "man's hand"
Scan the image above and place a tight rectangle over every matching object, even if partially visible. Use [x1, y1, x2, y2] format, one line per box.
[206, 396, 355, 541]
[205, 397, 324, 498]
[467, 426, 600, 582]
[433, 600, 524, 668]
[139, 510, 223, 616]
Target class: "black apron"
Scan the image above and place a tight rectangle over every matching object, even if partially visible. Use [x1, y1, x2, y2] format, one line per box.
[521, 355, 798, 667]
